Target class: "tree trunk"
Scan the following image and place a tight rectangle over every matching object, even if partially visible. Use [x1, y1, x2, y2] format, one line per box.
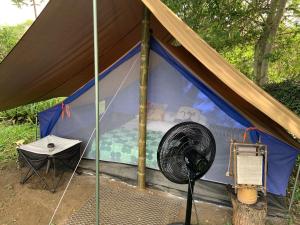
[32, 0, 38, 19]
[231, 192, 267, 225]
[254, 0, 287, 86]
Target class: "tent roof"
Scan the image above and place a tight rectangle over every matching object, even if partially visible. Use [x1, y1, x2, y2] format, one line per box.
[0, 0, 299, 149]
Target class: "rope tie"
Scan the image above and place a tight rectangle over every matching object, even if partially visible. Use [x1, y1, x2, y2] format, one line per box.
[243, 127, 258, 142]
[61, 103, 71, 119]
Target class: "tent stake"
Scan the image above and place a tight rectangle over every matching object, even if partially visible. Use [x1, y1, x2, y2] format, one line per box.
[93, 0, 100, 224]
[137, 6, 150, 189]
[289, 160, 300, 211]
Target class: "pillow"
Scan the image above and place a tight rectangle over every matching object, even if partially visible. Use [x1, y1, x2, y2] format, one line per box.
[175, 106, 202, 123]
[198, 113, 208, 126]
[147, 120, 176, 133]
[163, 111, 176, 122]
[147, 103, 166, 121]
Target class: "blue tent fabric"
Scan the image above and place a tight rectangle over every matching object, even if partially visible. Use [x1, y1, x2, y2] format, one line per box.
[39, 104, 62, 138]
[259, 132, 298, 195]
[38, 37, 299, 196]
[38, 43, 141, 138]
[247, 130, 299, 195]
[150, 38, 252, 129]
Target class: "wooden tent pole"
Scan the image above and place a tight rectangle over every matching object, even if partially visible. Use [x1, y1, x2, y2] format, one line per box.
[137, 6, 150, 189]
[92, 0, 100, 224]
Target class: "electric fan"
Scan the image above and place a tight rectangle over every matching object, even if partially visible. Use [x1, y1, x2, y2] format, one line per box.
[157, 122, 216, 225]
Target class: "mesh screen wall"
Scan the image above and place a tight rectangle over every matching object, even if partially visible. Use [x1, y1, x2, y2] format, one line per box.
[50, 47, 248, 185]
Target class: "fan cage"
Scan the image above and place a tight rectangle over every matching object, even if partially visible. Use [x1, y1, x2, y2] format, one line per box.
[157, 122, 216, 184]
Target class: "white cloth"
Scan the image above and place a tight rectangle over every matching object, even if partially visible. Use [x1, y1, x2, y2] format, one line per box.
[146, 120, 176, 133]
[237, 155, 263, 185]
[19, 135, 81, 156]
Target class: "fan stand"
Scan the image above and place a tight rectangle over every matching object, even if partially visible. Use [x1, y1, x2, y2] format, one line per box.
[158, 122, 216, 225]
[169, 173, 196, 225]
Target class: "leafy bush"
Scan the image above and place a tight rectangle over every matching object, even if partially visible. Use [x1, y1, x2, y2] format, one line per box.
[264, 80, 300, 116]
[0, 98, 64, 124]
[0, 20, 32, 62]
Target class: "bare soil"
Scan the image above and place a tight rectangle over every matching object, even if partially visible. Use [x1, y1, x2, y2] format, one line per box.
[0, 161, 235, 225]
[0, 162, 94, 225]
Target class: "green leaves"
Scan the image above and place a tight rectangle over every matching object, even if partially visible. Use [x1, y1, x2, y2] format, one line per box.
[264, 80, 300, 116]
[10, 0, 45, 8]
[164, 0, 300, 85]
[164, 0, 265, 52]
[0, 20, 32, 62]
[0, 97, 64, 163]
[11, 0, 28, 8]
[0, 98, 64, 125]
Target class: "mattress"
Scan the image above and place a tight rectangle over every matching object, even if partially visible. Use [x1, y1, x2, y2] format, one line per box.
[87, 120, 175, 169]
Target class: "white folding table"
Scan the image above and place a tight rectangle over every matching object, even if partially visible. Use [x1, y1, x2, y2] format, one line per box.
[18, 135, 82, 192]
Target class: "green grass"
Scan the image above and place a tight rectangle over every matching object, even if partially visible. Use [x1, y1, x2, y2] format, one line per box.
[0, 98, 62, 163]
[0, 122, 36, 163]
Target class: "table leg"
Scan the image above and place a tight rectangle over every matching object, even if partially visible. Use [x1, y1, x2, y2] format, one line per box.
[46, 159, 51, 174]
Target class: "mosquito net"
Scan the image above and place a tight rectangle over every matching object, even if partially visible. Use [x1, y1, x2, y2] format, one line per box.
[48, 40, 251, 185]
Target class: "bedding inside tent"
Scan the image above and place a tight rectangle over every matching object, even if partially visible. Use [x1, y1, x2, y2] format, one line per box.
[39, 37, 299, 197]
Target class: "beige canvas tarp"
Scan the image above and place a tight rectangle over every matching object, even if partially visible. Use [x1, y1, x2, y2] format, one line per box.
[0, 0, 299, 149]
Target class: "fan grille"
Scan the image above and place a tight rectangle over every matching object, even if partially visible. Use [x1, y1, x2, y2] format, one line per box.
[157, 122, 216, 184]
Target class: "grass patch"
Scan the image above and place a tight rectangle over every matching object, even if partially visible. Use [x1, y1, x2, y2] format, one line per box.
[0, 122, 36, 163]
[0, 98, 62, 163]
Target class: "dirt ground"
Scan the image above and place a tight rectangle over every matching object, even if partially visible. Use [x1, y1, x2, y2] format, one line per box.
[0, 161, 288, 225]
[0, 162, 95, 225]
[0, 162, 234, 225]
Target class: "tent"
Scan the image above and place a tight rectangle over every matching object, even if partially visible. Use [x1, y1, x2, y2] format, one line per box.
[0, 0, 299, 215]
[39, 36, 298, 196]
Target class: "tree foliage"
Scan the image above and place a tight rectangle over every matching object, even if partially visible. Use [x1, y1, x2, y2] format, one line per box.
[164, 0, 265, 51]
[11, 0, 28, 7]
[254, 0, 288, 86]
[11, 0, 44, 8]
[264, 80, 300, 116]
[0, 98, 64, 124]
[0, 20, 32, 62]
[164, 0, 300, 84]
[10, 0, 45, 18]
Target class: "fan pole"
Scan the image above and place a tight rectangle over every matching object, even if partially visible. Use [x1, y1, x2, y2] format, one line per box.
[185, 180, 195, 225]
[93, 0, 100, 224]
[137, 6, 150, 189]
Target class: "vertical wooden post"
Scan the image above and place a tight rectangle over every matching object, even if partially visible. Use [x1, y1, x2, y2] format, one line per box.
[137, 6, 150, 189]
